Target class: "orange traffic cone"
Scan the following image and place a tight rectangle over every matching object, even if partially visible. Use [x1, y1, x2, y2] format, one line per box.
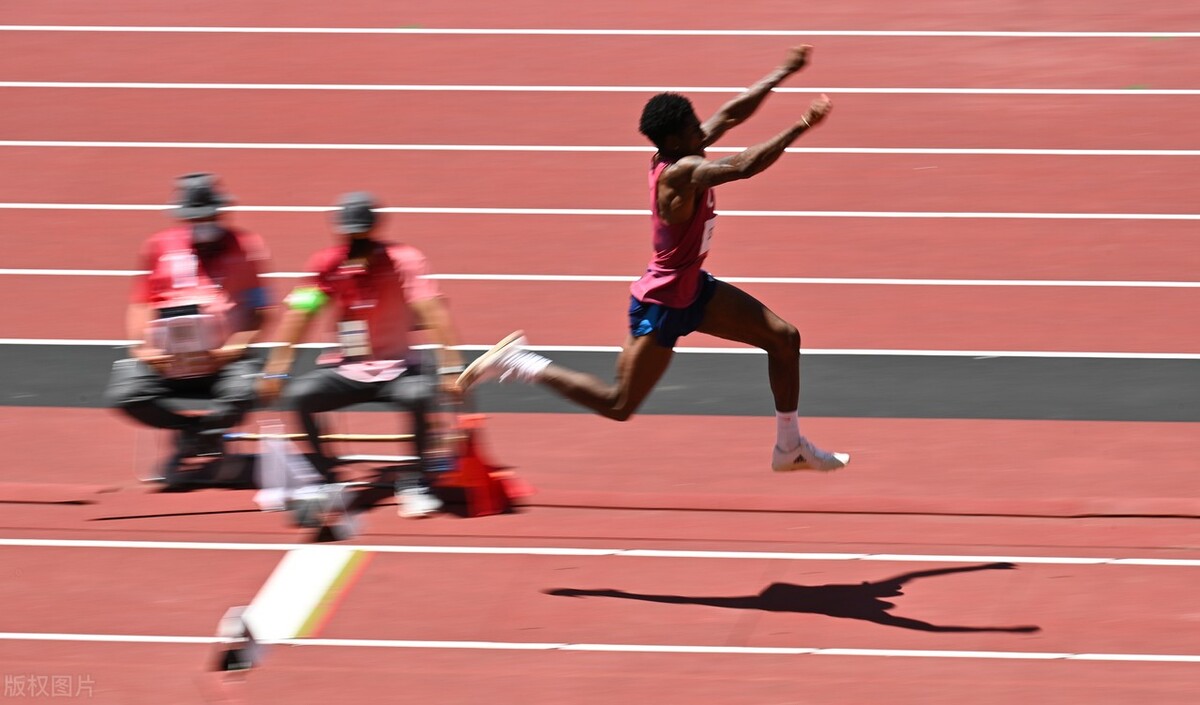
[436, 414, 532, 517]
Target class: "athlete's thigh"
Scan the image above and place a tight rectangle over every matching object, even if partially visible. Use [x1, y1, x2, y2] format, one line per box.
[695, 280, 791, 348]
[612, 333, 674, 412]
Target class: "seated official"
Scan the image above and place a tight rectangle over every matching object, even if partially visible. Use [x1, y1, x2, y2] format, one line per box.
[258, 192, 465, 518]
[105, 173, 272, 483]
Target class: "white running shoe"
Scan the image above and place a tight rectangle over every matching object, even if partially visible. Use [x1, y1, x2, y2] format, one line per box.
[456, 330, 527, 391]
[397, 486, 443, 519]
[771, 437, 850, 473]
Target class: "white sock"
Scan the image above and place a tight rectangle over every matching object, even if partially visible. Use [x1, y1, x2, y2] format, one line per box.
[775, 411, 801, 450]
[502, 350, 552, 383]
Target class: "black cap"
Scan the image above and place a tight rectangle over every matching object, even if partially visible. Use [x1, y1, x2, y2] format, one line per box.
[173, 172, 231, 220]
[334, 192, 379, 234]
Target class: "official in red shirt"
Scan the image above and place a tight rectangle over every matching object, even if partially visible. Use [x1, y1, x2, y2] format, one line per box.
[259, 192, 465, 518]
[105, 173, 273, 483]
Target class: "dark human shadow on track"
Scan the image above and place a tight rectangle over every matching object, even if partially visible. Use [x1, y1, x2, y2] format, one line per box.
[546, 562, 1040, 633]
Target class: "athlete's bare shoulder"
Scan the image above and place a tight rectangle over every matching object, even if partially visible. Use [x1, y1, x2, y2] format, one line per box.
[659, 154, 706, 188]
[654, 155, 709, 223]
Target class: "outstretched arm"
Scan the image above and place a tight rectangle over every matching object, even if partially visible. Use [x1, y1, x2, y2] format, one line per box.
[686, 94, 832, 189]
[701, 45, 813, 147]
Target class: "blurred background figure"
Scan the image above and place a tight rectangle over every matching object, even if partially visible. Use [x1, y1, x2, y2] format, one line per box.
[105, 172, 273, 486]
[258, 192, 466, 518]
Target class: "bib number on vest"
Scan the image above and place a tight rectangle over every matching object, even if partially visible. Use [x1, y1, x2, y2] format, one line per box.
[700, 216, 716, 255]
[337, 320, 373, 361]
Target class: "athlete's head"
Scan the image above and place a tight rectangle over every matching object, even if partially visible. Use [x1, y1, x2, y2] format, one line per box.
[639, 93, 704, 154]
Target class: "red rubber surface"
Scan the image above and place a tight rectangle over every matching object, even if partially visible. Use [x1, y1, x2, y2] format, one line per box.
[2, 4, 1198, 703]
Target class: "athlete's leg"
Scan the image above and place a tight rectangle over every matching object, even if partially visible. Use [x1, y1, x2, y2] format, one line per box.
[696, 280, 848, 471]
[694, 280, 799, 412]
[539, 334, 674, 421]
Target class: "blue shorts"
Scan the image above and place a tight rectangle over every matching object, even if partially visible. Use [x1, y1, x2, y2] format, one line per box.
[628, 272, 719, 348]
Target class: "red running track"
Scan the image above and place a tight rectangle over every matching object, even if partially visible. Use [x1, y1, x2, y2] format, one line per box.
[2, 407, 1200, 704]
[3, 34, 1199, 89]
[3, 148, 1200, 214]
[5, 91, 1200, 150]
[8, 409, 1200, 510]
[2, 503, 1200, 705]
[5, 275, 1198, 352]
[3, 211, 1197, 283]
[3, 0, 1198, 31]
[3, 2, 1199, 703]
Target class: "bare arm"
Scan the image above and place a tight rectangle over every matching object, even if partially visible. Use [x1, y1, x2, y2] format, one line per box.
[409, 296, 466, 383]
[211, 305, 268, 364]
[125, 302, 173, 373]
[126, 302, 154, 348]
[257, 298, 317, 403]
[224, 243, 274, 363]
[126, 252, 162, 362]
[700, 45, 813, 147]
[261, 304, 313, 378]
[656, 95, 831, 224]
[696, 95, 831, 187]
[224, 325, 261, 351]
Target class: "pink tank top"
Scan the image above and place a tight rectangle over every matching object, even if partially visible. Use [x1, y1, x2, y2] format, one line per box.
[629, 159, 717, 307]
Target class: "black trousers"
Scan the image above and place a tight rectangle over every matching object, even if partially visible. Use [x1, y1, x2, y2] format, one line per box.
[105, 356, 262, 435]
[281, 366, 436, 475]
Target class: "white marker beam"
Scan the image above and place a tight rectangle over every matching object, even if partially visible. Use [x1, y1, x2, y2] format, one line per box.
[241, 546, 369, 642]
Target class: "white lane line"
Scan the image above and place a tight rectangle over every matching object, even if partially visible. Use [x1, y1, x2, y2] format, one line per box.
[1, 203, 1199, 220]
[0, 338, 142, 346]
[2, 339, 1198, 360]
[0, 633, 220, 644]
[2, 26, 1199, 38]
[2, 269, 1196, 288]
[0, 81, 1196, 96]
[3, 141, 1198, 157]
[427, 274, 1200, 287]
[0, 538, 1196, 566]
[0, 269, 147, 276]
[0, 632, 1196, 662]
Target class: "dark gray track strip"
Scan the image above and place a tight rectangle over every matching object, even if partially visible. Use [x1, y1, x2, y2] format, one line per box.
[2, 344, 1196, 421]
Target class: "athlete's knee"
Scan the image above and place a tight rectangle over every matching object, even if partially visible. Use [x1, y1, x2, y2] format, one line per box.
[605, 406, 638, 422]
[598, 391, 640, 422]
[766, 322, 801, 357]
